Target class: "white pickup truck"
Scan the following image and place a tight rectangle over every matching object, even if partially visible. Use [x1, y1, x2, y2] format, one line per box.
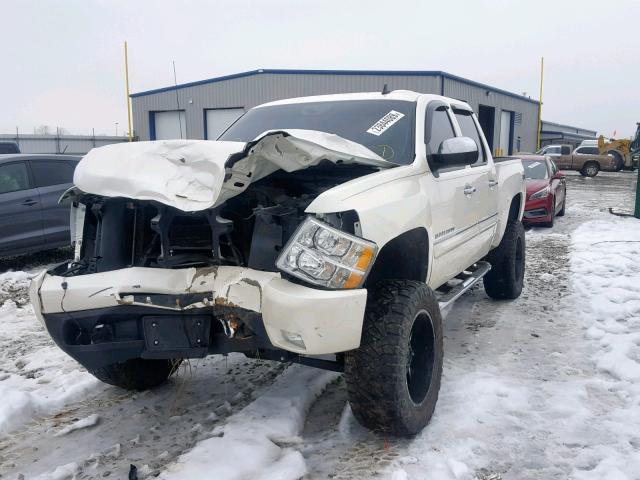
[30, 90, 526, 436]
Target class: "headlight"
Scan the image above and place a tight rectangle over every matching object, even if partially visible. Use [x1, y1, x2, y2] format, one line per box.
[529, 185, 550, 200]
[276, 217, 378, 289]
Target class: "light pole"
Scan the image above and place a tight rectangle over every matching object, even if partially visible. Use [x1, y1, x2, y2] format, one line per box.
[635, 164, 640, 219]
[115, 122, 119, 136]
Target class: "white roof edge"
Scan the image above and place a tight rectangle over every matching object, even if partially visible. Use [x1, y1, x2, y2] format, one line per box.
[255, 90, 422, 107]
[255, 91, 473, 112]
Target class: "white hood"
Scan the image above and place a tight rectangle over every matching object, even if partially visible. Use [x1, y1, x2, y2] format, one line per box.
[73, 130, 389, 212]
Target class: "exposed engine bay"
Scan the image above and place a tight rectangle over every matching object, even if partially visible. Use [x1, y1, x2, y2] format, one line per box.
[63, 162, 376, 277]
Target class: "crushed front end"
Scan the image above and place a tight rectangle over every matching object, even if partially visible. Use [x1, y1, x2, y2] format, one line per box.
[30, 136, 384, 371]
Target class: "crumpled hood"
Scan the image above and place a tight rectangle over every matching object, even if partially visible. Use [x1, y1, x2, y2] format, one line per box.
[73, 130, 389, 211]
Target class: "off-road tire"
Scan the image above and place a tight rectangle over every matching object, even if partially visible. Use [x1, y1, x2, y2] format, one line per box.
[90, 358, 179, 391]
[344, 280, 443, 437]
[580, 162, 600, 177]
[483, 220, 525, 299]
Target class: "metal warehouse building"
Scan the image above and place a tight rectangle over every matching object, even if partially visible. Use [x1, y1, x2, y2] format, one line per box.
[540, 120, 597, 148]
[131, 69, 543, 155]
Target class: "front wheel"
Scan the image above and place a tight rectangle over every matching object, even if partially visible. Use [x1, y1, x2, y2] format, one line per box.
[345, 280, 443, 437]
[544, 198, 556, 228]
[557, 196, 566, 216]
[484, 220, 525, 299]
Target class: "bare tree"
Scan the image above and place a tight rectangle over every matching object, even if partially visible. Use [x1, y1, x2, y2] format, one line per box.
[35, 125, 52, 135]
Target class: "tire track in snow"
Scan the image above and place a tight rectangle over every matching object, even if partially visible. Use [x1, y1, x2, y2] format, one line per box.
[1, 355, 286, 479]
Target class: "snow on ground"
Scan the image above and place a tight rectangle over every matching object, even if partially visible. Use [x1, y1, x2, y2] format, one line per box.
[160, 367, 339, 480]
[0, 270, 103, 435]
[1, 171, 638, 479]
[568, 217, 640, 479]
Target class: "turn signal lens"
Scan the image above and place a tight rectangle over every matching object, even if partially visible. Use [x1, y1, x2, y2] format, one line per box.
[276, 217, 378, 289]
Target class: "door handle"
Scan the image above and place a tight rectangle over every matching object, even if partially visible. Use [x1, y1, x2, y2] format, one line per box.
[488, 179, 499, 188]
[463, 185, 477, 196]
[21, 199, 38, 206]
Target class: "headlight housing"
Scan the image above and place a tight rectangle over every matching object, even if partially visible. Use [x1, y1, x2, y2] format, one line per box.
[529, 185, 550, 200]
[276, 217, 378, 289]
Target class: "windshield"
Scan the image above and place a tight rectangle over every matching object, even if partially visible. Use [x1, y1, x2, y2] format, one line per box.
[219, 100, 416, 165]
[536, 146, 561, 155]
[522, 159, 549, 179]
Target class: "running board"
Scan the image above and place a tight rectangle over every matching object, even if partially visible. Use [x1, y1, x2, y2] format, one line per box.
[437, 261, 491, 312]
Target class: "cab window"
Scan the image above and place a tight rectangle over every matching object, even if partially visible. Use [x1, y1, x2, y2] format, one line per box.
[544, 146, 561, 156]
[426, 108, 455, 156]
[0, 162, 31, 194]
[454, 110, 486, 165]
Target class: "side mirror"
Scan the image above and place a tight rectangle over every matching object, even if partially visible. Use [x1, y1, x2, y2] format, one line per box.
[431, 137, 478, 167]
[561, 145, 571, 155]
[554, 171, 565, 179]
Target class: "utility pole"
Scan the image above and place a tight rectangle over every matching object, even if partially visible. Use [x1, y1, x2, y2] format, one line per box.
[536, 57, 544, 150]
[124, 41, 133, 141]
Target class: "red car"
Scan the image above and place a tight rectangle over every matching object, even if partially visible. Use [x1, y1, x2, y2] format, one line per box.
[521, 155, 566, 227]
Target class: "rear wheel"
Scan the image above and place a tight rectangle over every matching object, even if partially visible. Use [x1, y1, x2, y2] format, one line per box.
[90, 358, 180, 391]
[608, 150, 625, 171]
[345, 280, 443, 437]
[581, 162, 600, 177]
[484, 221, 525, 299]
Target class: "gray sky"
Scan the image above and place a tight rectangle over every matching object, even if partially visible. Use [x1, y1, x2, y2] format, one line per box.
[2, 0, 638, 137]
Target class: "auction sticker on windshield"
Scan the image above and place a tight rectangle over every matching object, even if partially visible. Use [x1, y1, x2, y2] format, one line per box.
[366, 110, 405, 136]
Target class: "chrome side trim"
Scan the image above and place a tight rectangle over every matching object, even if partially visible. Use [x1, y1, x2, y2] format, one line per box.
[434, 212, 498, 245]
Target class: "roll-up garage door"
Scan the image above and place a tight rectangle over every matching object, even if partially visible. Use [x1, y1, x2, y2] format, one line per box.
[499, 110, 513, 155]
[153, 111, 186, 140]
[205, 108, 244, 140]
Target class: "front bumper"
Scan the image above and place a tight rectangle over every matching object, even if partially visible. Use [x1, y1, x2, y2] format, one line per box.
[30, 266, 367, 366]
[523, 196, 552, 224]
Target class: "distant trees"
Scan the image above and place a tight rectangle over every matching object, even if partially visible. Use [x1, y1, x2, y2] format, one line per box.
[34, 125, 70, 135]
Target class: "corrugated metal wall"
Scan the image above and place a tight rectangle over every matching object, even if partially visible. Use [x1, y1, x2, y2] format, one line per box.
[541, 121, 597, 137]
[131, 72, 539, 152]
[443, 77, 539, 153]
[0, 134, 129, 155]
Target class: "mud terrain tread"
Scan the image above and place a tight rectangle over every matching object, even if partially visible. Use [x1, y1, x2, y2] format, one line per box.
[90, 358, 177, 391]
[484, 220, 525, 299]
[344, 280, 443, 437]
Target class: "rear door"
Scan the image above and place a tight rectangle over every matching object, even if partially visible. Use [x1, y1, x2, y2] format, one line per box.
[29, 159, 77, 246]
[0, 161, 44, 255]
[426, 102, 487, 288]
[453, 108, 498, 240]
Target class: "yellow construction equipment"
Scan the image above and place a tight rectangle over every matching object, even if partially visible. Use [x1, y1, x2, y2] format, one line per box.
[598, 123, 640, 170]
